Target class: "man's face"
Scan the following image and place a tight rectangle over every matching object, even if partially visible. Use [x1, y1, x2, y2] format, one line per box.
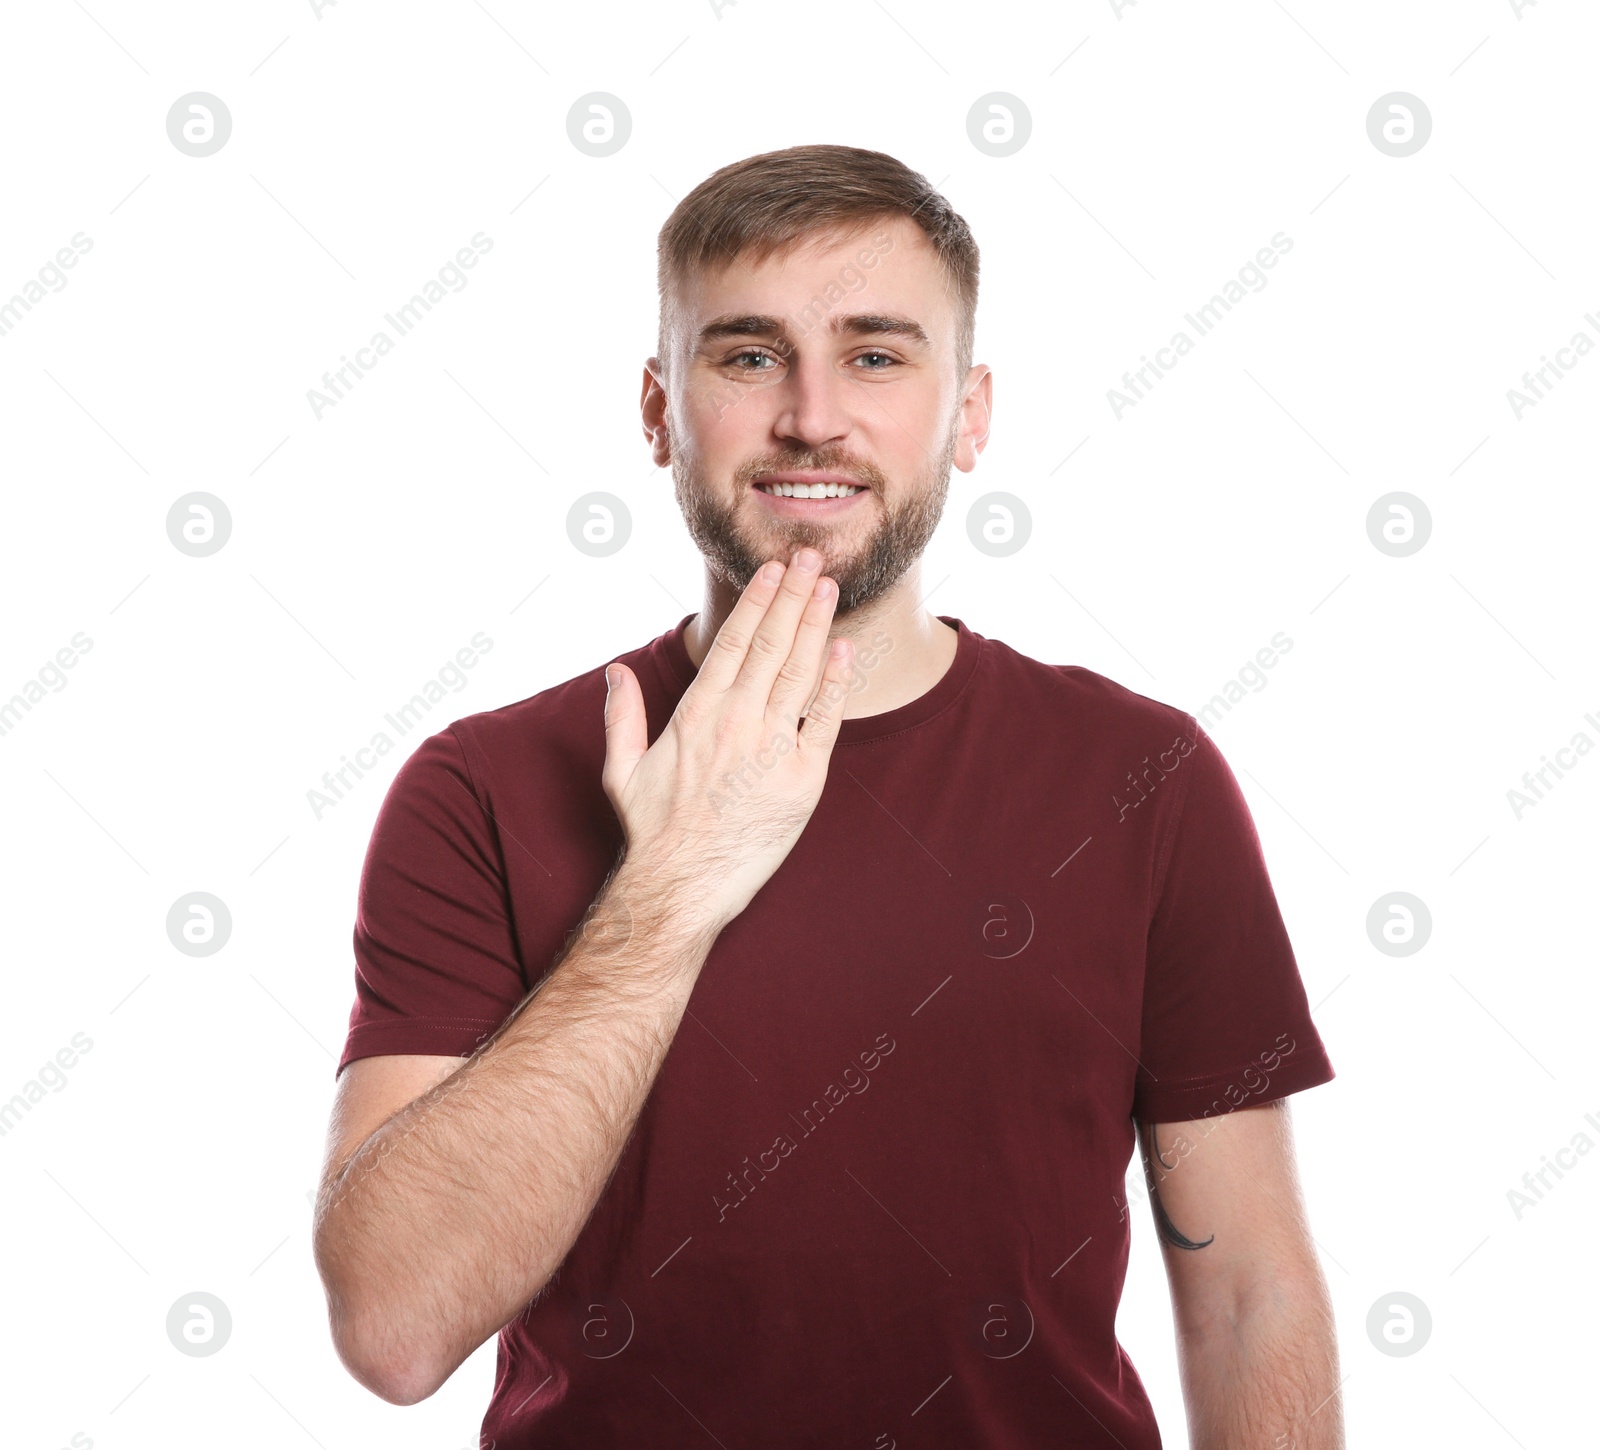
[647, 216, 987, 616]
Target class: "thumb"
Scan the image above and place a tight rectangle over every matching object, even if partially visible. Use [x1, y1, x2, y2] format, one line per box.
[600, 662, 647, 800]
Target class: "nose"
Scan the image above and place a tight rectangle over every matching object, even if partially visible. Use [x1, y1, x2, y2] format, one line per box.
[770, 352, 853, 453]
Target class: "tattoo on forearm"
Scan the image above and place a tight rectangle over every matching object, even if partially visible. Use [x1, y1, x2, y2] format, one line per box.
[1141, 1122, 1215, 1251]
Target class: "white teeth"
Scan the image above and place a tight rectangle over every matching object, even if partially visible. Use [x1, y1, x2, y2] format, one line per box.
[758, 481, 861, 498]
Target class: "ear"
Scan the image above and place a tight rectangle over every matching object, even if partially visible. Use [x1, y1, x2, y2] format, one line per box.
[953, 364, 993, 474]
[641, 357, 672, 466]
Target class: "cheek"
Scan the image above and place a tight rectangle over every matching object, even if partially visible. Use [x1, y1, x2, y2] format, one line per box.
[873, 404, 949, 473]
[892, 384, 955, 436]
[685, 378, 741, 427]
[685, 378, 778, 443]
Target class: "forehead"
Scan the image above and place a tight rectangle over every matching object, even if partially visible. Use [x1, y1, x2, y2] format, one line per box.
[676, 215, 951, 342]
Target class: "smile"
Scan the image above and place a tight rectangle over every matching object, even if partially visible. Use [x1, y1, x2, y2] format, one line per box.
[754, 480, 864, 498]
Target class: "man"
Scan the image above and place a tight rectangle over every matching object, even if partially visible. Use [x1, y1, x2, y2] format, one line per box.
[314, 143, 1343, 1447]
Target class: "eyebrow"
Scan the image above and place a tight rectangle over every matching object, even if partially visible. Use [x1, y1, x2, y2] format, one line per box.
[695, 312, 931, 351]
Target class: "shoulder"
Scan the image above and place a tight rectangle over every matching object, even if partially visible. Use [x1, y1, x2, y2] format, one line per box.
[976, 632, 1197, 752]
[424, 631, 664, 786]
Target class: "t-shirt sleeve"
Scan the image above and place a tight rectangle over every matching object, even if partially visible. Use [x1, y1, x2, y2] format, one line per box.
[336, 724, 530, 1078]
[1130, 717, 1335, 1122]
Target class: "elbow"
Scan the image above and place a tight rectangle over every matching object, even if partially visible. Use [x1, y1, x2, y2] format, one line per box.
[334, 1325, 441, 1401]
[315, 1233, 447, 1406]
[327, 1297, 448, 1406]
[386, 1369, 445, 1408]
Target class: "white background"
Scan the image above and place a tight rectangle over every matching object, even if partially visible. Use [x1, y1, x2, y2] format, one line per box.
[2, 0, 1595, 1445]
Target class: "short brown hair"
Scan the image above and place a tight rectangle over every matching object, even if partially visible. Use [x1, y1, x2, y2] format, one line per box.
[655, 143, 979, 384]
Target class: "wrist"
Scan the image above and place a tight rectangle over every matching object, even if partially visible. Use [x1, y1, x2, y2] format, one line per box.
[584, 856, 726, 974]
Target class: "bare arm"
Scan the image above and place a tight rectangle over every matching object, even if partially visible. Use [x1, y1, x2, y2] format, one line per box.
[314, 549, 854, 1405]
[314, 872, 716, 1404]
[1137, 1100, 1345, 1449]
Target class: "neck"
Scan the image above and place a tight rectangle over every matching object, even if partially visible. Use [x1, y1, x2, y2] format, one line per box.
[681, 561, 959, 719]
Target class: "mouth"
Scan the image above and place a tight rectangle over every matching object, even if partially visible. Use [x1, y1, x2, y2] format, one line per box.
[750, 473, 869, 516]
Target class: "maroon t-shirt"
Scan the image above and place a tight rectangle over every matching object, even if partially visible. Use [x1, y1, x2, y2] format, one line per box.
[338, 612, 1334, 1446]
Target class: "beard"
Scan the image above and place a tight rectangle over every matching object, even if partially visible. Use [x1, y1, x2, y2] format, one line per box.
[671, 419, 957, 617]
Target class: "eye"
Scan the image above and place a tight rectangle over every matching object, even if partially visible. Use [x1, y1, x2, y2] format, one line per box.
[727, 349, 777, 371]
[854, 351, 900, 370]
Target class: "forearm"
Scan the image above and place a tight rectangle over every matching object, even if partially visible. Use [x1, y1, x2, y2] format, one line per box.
[314, 862, 718, 1403]
[1174, 1266, 1344, 1450]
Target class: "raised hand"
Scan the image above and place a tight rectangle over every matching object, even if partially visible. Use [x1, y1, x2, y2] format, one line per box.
[600, 548, 854, 934]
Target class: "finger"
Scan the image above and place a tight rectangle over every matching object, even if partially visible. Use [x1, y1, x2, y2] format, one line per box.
[795, 637, 854, 757]
[599, 663, 647, 806]
[728, 548, 825, 704]
[691, 559, 787, 699]
[767, 574, 839, 729]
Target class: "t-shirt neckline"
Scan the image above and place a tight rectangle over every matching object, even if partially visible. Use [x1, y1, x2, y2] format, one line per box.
[655, 611, 981, 746]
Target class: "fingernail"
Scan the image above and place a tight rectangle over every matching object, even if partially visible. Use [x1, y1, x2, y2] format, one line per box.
[760, 561, 783, 584]
[795, 548, 821, 572]
[605, 665, 618, 694]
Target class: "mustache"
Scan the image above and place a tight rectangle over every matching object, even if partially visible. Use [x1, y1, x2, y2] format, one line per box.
[733, 454, 888, 490]
[673, 458, 950, 618]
